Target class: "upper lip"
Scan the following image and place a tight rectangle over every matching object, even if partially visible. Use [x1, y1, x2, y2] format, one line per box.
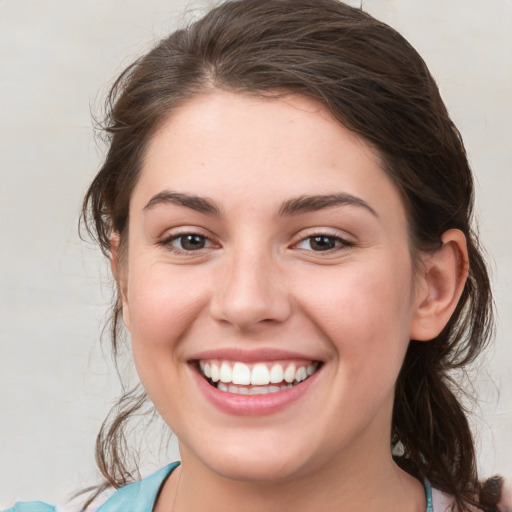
[188, 347, 322, 363]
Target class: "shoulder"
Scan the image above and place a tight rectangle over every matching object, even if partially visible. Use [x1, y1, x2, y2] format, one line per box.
[2, 502, 59, 512]
[431, 487, 491, 512]
[3, 462, 180, 512]
[431, 487, 455, 512]
[96, 462, 180, 512]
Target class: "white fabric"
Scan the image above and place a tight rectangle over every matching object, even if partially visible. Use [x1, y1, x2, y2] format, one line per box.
[432, 487, 454, 512]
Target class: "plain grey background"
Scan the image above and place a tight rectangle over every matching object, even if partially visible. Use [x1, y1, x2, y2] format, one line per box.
[1, 0, 511, 508]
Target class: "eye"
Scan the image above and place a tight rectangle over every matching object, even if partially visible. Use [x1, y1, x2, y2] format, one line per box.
[295, 234, 352, 252]
[161, 233, 215, 252]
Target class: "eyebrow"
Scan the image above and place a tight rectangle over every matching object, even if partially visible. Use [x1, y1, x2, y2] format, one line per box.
[278, 193, 378, 217]
[143, 190, 377, 218]
[144, 191, 221, 215]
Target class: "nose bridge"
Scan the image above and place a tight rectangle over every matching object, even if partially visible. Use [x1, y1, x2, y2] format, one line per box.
[210, 239, 291, 328]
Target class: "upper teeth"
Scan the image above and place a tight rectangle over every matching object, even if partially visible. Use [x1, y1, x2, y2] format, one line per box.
[199, 360, 318, 386]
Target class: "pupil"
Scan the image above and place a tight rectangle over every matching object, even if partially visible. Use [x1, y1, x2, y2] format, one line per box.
[182, 234, 205, 250]
[311, 236, 335, 251]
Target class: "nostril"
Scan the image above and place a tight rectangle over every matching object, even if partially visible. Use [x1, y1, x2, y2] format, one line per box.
[209, 288, 292, 328]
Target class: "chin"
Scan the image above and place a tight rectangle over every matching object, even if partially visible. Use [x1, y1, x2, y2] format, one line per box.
[204, 450, 307, 483]
[181, 427, 332, 485]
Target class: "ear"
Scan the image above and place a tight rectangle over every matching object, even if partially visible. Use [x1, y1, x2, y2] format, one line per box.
[410, 229, 469, 341]
[110, 234, 131, 330]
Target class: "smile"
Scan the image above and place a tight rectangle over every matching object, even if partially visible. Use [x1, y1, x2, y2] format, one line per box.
[198, 360, 320, 395]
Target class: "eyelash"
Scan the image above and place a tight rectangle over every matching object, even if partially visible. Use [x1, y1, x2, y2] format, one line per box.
[294, 232, 354, 253]
[158, 231, 354, 255]
[159, 232, 216, 254]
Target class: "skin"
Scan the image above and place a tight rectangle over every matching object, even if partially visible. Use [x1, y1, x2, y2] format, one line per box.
[499, 483, 512, 512]
[114, 92, 468, 512]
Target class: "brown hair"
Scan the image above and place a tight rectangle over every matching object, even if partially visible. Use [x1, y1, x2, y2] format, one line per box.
[81, 1, 496, 510]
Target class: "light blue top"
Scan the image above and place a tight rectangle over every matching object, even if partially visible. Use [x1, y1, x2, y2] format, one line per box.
[4, 462, 434, 512]
[3, 462, 180, 512]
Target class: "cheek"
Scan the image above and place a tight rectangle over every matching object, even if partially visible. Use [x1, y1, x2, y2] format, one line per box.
[296, 257, 415, 373]
[125, 262, 209, 359]
[123, 262, 212, 418]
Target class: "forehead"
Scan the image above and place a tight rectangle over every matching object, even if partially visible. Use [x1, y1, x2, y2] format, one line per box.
[133, 91, 406, 225]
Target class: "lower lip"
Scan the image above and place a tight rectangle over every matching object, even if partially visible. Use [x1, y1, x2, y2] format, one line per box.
[192, 365, 320, 416]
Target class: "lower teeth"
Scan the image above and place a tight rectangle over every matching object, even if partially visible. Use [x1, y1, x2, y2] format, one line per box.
[215, 382, 296, 394]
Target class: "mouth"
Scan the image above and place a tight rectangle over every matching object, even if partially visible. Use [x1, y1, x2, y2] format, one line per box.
[196, 359, 321, 395]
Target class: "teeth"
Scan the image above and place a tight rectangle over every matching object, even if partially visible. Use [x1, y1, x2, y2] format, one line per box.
[199, 360, 319, 391]
[216, 383, 293, 395]
[211, 363, 220, 382]
[251, 364, 270, 385]
[269, 364, 284, 383]
[232, 362, 251, 385]
[219, 362, 232, 383]
[283, 363, 296, 383]
[296, 367, 307, 382]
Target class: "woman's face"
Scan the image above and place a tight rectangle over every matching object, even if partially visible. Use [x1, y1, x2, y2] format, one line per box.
[120, 92, 425, 482]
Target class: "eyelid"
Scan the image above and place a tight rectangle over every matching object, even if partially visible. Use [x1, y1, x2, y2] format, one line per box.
[158, 228, 220, 254]
[291, 228, 355, 252]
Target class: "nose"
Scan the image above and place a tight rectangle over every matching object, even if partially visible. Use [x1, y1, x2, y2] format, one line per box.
[209, 248, 292, 330]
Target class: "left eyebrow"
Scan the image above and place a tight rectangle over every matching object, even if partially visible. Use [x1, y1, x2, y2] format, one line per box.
[278, 193, 378, 217]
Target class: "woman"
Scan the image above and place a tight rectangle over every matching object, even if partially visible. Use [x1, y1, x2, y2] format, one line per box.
[6, 0, 508, 511]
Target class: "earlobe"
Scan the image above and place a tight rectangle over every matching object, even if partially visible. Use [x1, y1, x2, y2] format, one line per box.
[410, 229, 469, 341]
[110, 234, 131, 330]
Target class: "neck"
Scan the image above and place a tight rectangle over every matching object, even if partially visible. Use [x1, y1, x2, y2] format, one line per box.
[160, 436, 425, 512]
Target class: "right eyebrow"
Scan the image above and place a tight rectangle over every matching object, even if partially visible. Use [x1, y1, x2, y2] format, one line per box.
[143, 191, 222, 216]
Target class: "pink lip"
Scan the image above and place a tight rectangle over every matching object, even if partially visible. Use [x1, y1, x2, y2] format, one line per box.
[189, 347, 319, 363]
[190, 363, 321, 417]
